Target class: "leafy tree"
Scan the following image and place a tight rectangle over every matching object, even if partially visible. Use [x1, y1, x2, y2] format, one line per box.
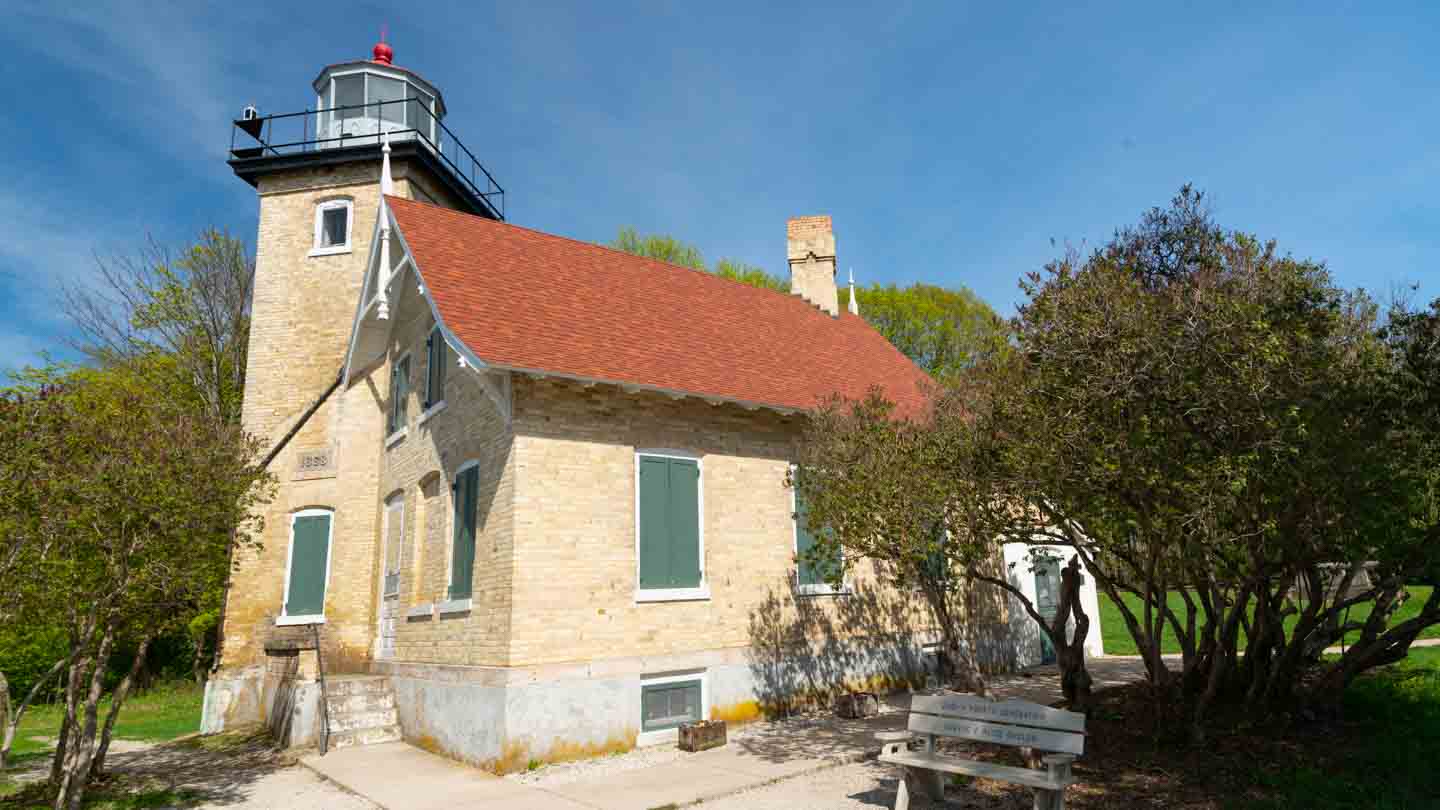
[62, 228, 253, 428]
[841, 283, 1011, 381]
[0, 362, 272, 807]
[50, 229, 254, 685]
[714, 257, 788, 292]
[791, 389, 991, 694]
[610, 226, 705, 271]
[980, 187, 1440, 735]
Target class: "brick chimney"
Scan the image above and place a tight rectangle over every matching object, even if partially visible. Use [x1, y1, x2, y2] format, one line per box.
[787, 215, 838, 316]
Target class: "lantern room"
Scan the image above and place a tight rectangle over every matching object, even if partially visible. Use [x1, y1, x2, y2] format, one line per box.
[229, 37, 505, 221]
[312, 39, 446, 148]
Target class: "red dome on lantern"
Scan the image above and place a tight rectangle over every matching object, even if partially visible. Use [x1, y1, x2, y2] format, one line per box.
[372, 39, 393, 65]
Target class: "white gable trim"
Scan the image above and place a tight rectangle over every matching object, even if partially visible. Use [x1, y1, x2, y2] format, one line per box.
[342, 200, 510, 423]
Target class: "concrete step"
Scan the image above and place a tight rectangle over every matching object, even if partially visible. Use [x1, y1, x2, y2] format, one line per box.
[328, 724, 402, 750]
[325, 691, 396, 715]
[327, 707, 400, 733]
[323, 676, 393, 697]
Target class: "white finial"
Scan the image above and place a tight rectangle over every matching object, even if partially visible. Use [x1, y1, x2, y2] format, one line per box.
[847, 267, 860, 316]
[380, 132, 394, 195]
[375, 134, 393, 321]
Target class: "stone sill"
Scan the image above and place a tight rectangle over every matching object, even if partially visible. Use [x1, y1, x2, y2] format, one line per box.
[275, 614, 326, 627]
[634, 585, 711, 604]
[418, 400, 447, 426]
[437, 598, 472, 616]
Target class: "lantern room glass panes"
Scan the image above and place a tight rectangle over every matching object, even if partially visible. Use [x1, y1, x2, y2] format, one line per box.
[335, 75, 364, 120]
[408, 88, 435, 141]
[318, 68, 439, 149]
[370, 75, 405, 126]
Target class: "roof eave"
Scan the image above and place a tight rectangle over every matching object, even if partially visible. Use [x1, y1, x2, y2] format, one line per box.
[491, 365, 807, 417]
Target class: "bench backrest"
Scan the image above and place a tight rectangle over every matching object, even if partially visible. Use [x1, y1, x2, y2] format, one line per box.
[908, 694, 1086, 755]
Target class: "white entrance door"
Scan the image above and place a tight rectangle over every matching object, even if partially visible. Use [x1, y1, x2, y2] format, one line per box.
[378, 495, 404, 659]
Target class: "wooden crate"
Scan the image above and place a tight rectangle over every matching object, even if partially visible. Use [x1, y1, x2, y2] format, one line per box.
[678, 719, 727, 752]
[836, 691, 879, 719]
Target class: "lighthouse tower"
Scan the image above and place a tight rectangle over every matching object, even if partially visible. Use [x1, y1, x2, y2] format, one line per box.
[210, 38, 504, 721]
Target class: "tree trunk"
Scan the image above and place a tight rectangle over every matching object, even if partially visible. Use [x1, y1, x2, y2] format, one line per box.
[55, 623, 115, 810]
[1, 656, 71, 770]
[0, 672, 9, 769]
[1053, 556, 1093, 713]
[919, 576, 987, 695]
[191, 634, 207, 685]
[90, 634, 154, 780]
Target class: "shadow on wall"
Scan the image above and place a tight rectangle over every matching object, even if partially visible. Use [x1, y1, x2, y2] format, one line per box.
[744, 567, 1016, 717]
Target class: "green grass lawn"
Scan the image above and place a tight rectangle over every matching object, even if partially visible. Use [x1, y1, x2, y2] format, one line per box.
[1249, 647, 1440, 808]
[3, 681, 203, 763]
[1098, 586, 1437, 656]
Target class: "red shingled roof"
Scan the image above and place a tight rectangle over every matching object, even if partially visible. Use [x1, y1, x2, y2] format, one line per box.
[387, 196, 931, 417]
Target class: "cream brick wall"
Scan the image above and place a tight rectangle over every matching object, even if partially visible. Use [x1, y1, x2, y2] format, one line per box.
[220, 157, 475, 674]
[505, 376, 936, 669]
[375, 287, 516, 667]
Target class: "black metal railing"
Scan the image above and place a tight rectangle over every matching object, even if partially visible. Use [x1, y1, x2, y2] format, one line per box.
[230, 98, 505, 220]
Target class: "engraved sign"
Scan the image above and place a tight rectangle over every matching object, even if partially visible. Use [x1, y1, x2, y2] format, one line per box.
[910, 695, 1086, 733]
[908, 712, 1085, 755]
[293, 448, 336, 481]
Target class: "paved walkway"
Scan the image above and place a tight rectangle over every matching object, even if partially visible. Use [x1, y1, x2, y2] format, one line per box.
[302, 659, 1147, 810]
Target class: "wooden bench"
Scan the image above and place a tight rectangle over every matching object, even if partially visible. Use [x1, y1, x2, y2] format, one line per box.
[878, 693, 1085, 810]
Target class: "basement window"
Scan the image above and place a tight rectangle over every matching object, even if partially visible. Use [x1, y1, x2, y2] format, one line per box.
[639, 670, 707, 745]
[312, 199, 352, 256]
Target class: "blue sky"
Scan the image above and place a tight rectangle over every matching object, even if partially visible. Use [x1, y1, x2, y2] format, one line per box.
[4, 2, 1439, 372]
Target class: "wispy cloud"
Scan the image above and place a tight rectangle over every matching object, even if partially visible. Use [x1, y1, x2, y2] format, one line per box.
[13, 2, 260, 169]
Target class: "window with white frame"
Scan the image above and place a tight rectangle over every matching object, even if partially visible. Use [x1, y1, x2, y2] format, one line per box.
[280, 508, 334, 625]
[793, 465, 844, 595]
[388, 354, 410, 438]
[639, 670, 707, 742]
[313, 199, 352, 255]
[636, 451, 705, 601]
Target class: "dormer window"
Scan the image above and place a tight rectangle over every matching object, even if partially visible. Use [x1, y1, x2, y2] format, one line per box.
[312, 199, 352, 256]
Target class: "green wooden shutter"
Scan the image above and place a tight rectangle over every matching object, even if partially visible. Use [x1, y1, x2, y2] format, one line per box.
[795, 488, 839, 588]
[795, 491, 819, 586]
[638, 456, 670, 589]
[426, 330, 447, 409]
[286, 513, 331, 616]
[423, 334, 435, 410]
[388, 363, 400, 434]
[638, 456, 701, 590]
[450, 467, 478, 599]
[396, 357, 409, 428]
[667, 459, 701, 588]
